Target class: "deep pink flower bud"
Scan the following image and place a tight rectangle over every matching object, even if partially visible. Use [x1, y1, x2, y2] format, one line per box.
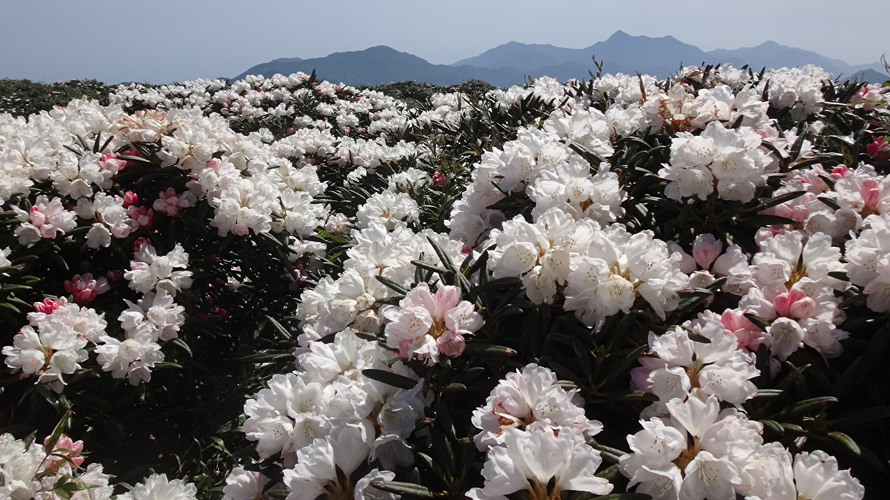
[134, 237, 152, 253]
[867, 137, 890, 160]
[830, 165, 851, 179]
[122, 191, 139, 208]
[33, 297, 68, 314]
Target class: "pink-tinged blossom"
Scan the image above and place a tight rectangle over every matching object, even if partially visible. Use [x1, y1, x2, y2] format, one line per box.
[128, 205, 154, 227]
[153, 187, 197, 216]
[33, 297, 68, 315]
[866, 136, 890, 160]
[11, 195, 77, 244]
[64, 273, 110, 304]
[383, 283, 483, 365]
[44, 433, 85, 468]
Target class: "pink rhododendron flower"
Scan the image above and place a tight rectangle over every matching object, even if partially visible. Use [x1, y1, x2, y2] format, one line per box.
[384, 283, 483, 364]
[867, 137, 890, 160]
[44, 433, 85, 468]
[153, 187, 196, 216]
[128, 205, 154, 227]
[64, 273, 110, 304]
[33, 297, 68, 315]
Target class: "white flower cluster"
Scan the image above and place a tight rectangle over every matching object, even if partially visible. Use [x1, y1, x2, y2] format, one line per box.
[0, 433, 113, 500]
[95, 240, 192, 385]
[241, 330, 421, 499]
[846, 214, 890, 311]
[760, 65, 832, 120]
[296, 223, 466, 344]
[484, 208, 687, 326]
[631, 318, 759, 418]
[448, 112, 625, 244]
[619, 396, 863, 500]
[468, 364, 613, 500]
[660, 121, 771, 203]
[3, 298, 105, 392]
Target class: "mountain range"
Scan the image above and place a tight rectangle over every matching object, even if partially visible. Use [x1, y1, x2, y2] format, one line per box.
[231, 31, 888, 86]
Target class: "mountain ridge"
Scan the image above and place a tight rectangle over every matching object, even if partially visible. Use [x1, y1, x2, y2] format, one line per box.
[231, 32, 888, 86]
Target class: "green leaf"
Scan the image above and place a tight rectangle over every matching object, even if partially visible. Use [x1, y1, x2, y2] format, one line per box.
[461, 344, 517, 357]
[264, 315, 294, 340]
[743, 313, 770, 332]
[368, 480, 440, 498]
[686, 331, 711, 344]
[758, 190, 806, 210]
[760, 419, 785, 436]
[817, 197, 841, 210]
[827, 431, 861, 456]
[410, 259, 447, 275]
[775, 396, 837, 419]
[374, 275, 410, 296]
[426, 236, 457, 274]
[754, 389, 784, 398]
[43, 408, 72, 460]
[361, 369, 418, 390]
[171, 338, 192, 357]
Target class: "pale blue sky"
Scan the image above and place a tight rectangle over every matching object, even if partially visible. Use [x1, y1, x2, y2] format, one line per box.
[2, 0, 886, 84]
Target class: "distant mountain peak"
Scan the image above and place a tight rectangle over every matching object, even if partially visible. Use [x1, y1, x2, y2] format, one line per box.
[232, 34, 887, 88]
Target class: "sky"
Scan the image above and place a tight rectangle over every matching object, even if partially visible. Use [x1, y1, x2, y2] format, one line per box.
[2, 0, 887, 85]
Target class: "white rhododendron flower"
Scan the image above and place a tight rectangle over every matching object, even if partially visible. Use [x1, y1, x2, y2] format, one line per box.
[2, 301, 106, 392]
[631, 318, 759, 413]
[222, 467, 275, 500]
[660, 121, 769, 203]
[118, 473, 198, 500]
[846, 214, 890, 311]
[472, 363, 602, 451]
[790, 450, 864, 500]
[125, 240, 193, 296]
[356, 190, 420, 230]
[467, 427, 612, 500]
[564, 224, 688, 328]
[620, 396, 763, 500]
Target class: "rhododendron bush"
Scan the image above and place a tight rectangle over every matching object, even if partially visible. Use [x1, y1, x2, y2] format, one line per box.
[1, 64, 888, 499]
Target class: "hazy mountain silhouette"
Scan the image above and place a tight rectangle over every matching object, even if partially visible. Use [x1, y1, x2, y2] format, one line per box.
[232, 32, 888, 86]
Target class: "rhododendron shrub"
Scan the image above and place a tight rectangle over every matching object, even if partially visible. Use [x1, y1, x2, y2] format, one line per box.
[1, 63, 888, 499]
